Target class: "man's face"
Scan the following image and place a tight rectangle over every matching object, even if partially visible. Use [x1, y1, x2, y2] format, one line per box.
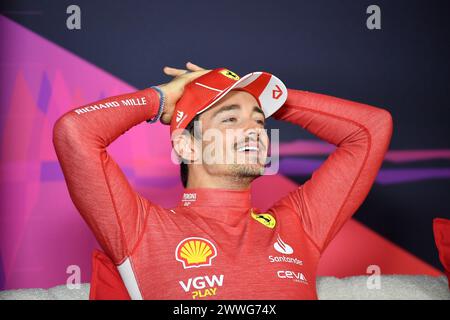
[192, 89, 269, 179]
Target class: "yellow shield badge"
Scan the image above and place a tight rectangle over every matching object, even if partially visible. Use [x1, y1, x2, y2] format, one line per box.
[251, 210, 276, 229]
[219, 69, 240, 81]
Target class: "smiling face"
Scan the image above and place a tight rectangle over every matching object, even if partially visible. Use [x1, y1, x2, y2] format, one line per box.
[176, 89, 270, 188]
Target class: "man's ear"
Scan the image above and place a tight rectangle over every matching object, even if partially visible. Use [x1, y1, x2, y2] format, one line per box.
[173, 133, 199, 163]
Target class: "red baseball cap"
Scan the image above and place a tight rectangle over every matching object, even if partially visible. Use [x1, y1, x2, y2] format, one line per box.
[170, 67, 288, 136]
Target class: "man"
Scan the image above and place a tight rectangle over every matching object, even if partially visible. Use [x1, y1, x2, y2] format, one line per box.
[53, 62, 393, 300]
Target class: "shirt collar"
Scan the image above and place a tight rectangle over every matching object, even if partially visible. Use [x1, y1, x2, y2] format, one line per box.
[178, 187, 252, 209]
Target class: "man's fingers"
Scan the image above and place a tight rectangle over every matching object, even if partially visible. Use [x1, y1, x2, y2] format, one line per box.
[184, 69, 211, 81]
[163, 67, 185, 77]
[163, 64, 211, 90]
[163, 66, 186, 77]
[186, 61, 206, 71]
[163, 63, 208, 78]
[160, 112, 171, 125]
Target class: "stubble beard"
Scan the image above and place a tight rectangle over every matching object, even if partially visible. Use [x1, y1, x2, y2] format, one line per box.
[228, 163, 265, 179]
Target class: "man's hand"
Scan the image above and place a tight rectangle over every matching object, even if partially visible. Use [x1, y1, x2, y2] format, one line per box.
[157, 62, 211, 125]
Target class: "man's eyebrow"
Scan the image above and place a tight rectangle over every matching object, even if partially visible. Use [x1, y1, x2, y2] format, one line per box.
[212, 104, 264, 118]
[211, 104, 241, 118]
[253, 106, 265, 118]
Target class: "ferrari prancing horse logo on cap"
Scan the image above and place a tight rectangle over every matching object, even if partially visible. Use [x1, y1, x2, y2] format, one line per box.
[219, 69, 240, 81]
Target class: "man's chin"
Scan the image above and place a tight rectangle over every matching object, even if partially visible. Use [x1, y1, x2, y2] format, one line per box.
[229, 164, 265, 178]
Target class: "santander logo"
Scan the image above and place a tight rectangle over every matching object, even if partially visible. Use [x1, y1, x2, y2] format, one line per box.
[273, 234, 294, 255]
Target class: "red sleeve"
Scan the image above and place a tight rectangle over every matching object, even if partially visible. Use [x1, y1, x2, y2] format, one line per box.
[52, 88, 160, 263]
[271, 88, 393, 254]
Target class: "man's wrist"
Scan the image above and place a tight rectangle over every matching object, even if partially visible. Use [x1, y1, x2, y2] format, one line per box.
[147, 86, 165, 123]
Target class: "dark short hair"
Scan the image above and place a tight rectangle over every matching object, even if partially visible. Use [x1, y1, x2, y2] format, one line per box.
[180, 114, 201, 188]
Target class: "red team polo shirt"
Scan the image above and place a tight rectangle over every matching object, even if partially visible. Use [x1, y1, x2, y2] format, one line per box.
[53, 86, 393, 299]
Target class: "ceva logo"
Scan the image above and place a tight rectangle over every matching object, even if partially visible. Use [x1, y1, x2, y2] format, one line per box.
[277, 270, 308, 284]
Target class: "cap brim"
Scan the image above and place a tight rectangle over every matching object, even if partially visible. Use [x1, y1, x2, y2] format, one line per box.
[195, 71, 287, 118]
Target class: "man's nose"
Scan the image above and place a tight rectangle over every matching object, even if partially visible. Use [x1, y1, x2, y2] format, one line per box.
[242, 117, 262, 133]
[243, 127, 259, 141]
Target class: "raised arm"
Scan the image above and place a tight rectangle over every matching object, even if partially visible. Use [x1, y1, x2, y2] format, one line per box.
[53, 63, 211, 264]
[271, 88, 393, 253]
[53, 88, 161, 263]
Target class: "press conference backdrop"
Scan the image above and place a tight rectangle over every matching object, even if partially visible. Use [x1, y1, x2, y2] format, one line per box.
[0, 0, 449, 289]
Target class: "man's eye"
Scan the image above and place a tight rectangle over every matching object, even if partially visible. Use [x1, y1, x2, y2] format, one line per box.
[222, 117, 237, 123]
[256, 119, 265, 125]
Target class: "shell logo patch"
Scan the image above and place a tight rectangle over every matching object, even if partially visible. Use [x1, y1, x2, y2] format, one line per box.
[219, 69, 240, 81]
[251, 211, 276, 229]
[175, 237, 217, 269]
